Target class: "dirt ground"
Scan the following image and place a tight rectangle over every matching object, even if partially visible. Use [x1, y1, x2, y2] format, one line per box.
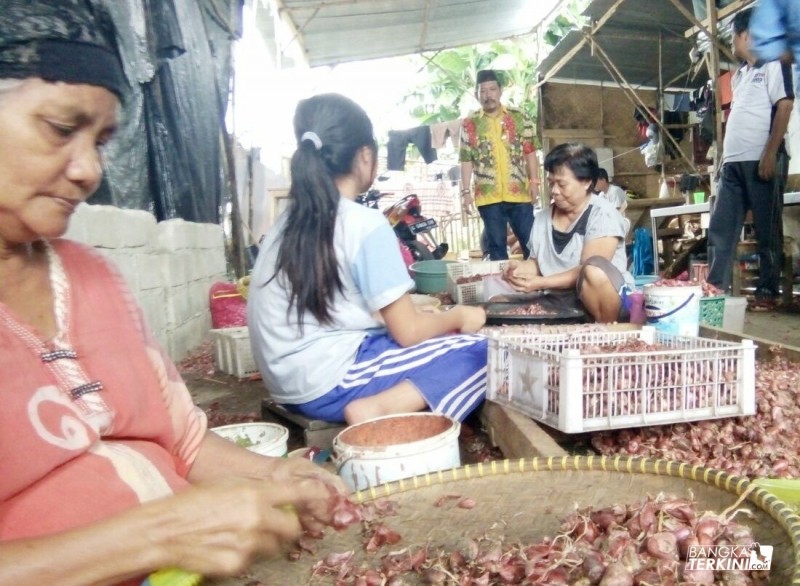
[180, 306, 800, 464]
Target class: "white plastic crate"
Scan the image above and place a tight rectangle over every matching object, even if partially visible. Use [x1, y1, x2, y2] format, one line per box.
[487, 326, 756, 433]
[208, 327, 259, 379]
[446, 260, 507, 304]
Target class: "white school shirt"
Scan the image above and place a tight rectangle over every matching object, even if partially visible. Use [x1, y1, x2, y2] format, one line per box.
[723, 60, 794, 163]
[247, 198, 414, 405]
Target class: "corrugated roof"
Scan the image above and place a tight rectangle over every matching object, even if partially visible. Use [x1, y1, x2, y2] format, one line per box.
[265, 0, 747, 84]
[270, 0, 546, 68]
[539, 0, 710, 88]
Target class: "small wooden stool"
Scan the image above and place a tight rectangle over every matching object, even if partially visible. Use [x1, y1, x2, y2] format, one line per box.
[261, 399, 345, 451]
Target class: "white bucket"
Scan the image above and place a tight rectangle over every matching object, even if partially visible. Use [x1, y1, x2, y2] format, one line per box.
[723, 296, 747, 333]
[211, 422, 289, 457]
[333, 413, 461, 492]
[644, 285, 702, 336]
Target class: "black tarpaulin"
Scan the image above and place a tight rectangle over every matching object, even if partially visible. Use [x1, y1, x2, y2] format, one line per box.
[90, 0, 241, 224]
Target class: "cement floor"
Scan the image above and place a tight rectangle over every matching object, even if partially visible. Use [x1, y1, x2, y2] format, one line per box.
[738, 306, 800, 347]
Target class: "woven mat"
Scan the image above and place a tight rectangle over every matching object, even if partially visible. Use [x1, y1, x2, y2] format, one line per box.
[210, 456, 800, 585]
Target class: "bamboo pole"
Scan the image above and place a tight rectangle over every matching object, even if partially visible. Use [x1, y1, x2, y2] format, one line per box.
[533, 0, 627, 90]
[586, 34, 702, 178]
[666, 0, 737, 63]
[683, 0, 755, 37]
[706, 0, 724, 180]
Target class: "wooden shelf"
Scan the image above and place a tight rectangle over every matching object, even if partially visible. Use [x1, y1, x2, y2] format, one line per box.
[542, 129, 613, 139]
[627, 196, 686, 209]
[613, 171, 656, 177]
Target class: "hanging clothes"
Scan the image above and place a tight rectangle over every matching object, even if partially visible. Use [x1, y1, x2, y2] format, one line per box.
[663, 92, 692, 112]
[633, 106, 657, 142]
[430, 119, 463, 149]
[386, 126, 437, 170]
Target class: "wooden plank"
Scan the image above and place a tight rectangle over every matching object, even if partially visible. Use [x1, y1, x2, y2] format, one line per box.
[683, 0, 755, 38]
[699, 325, 800, 363]
[261, 399, 346, 451]
[627, 196, 685, 209]
[667, 0, 737, 62]
[480, 401, 567, 459]
[533, 0, 628, 90]
[542, 128, 607, 138]
[304, 427, 345, 452]
[588, 38, 704, 178]
[261, 399, 343, 432]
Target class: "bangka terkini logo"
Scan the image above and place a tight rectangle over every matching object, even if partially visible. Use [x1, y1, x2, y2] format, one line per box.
[685, 543, 772, 572]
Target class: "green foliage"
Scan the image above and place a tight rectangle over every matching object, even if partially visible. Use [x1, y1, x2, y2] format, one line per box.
[403, 0, 590, 127]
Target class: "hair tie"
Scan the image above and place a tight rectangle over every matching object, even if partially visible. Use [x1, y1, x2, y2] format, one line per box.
[300, 131, 322, 150]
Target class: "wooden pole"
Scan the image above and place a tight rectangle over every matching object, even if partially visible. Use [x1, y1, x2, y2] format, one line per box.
[658, 32, 664, 132]
[706, 0, 724, 179]
[666, 0, 737, 63]
[684, 0, 756, 37]
[533, 0, 627, 90]
[587, 35, 702, 177]
[658, 32, 667, 192]
[272, 0, 311, 67]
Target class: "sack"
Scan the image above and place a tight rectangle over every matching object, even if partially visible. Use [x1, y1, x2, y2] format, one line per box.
[631, 227, 655, 277]
[640, 138, 664, 168]
[209, 282, 248, 329]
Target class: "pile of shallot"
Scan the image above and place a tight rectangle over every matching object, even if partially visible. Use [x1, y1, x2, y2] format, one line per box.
[546, 338, 742, 420]
[455, 274, 488, 285]
[649, 279, 723, 297]
[500, 303, 554, 316]
[592, 356, 800, 478]
[299, 493, 769, 585]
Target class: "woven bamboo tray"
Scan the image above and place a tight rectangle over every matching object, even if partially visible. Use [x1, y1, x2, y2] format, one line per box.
[211, 456, 800, 585]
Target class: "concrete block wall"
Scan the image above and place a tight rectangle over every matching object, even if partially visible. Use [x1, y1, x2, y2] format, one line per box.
[65, 204, 228, 361]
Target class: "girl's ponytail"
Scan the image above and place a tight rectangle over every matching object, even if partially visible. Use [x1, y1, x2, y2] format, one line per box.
[272, 93, 376, 328]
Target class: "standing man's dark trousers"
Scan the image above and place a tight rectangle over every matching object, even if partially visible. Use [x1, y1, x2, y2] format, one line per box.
[478, 201, 534, 260]
[707, 154, 788, 297]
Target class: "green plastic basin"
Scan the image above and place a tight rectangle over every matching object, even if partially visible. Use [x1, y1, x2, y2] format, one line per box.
[410, 260, 457, 294]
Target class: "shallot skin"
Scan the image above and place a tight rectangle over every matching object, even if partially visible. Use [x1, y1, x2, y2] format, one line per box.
[599, 561, 633, 586]
[298, 492, 768, 586]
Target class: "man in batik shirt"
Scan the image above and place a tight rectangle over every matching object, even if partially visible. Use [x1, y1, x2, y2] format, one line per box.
[460, 69, 539, 260]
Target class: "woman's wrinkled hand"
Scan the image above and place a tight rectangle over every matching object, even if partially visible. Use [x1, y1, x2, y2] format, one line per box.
[142, 475, 338, 576]
[259, 456, 349, 535]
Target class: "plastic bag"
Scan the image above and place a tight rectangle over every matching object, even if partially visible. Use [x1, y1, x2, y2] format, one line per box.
[209, 282, 247, 329]
[482, 274, 517, 301]
[640, 137, 664, 168]
[631, 227, 655, 277]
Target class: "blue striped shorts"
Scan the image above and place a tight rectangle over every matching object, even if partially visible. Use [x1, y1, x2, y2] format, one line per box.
[289, 333, 488, 423]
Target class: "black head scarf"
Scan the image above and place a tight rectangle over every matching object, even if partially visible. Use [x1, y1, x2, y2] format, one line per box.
[0, 0, 125, 98]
